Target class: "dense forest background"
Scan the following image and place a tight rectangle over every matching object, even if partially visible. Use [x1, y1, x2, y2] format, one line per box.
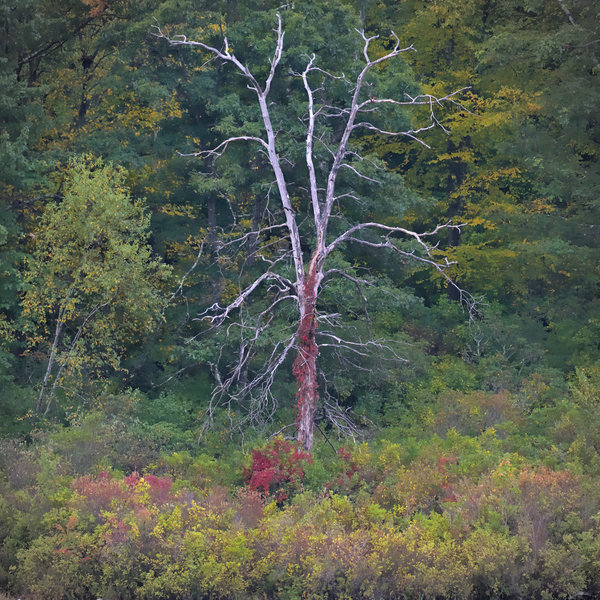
[1, 0, 600, 598]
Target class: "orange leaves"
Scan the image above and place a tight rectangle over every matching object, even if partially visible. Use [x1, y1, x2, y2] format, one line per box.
[525, 198, 556, 215]
[159, 203, 198, 218]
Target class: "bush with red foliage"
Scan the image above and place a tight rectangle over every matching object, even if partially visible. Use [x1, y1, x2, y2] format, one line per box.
[72, 471, 125, 516]
[244, 438, 312, 504]
[125, 470, 173, 504]
[72, 470, 174, 520]
[438, 456, 458, 503]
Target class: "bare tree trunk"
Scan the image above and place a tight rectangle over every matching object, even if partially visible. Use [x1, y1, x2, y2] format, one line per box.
[43, 301, 109, 416]
[36, 293, 73, 415]
[36, 318, 64, 415]
[294, 261, 321, 450]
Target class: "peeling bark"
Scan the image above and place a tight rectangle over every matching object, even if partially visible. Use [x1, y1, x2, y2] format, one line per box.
[293, 260, 322, 450]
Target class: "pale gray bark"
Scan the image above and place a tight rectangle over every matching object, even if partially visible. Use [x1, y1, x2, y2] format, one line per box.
[44, 301, 109, 416]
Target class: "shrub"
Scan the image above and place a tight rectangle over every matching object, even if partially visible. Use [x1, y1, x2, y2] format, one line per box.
[431, 390, 522, 437]
[244, 437, 312, 504]
[16, 516, 98, 600]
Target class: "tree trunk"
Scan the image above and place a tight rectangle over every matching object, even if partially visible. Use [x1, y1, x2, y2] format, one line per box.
[36, 317, 64, 415]
[294, 262, 321, 451]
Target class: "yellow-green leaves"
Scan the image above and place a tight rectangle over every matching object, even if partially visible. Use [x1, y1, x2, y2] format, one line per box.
[23, 156, 171, 414]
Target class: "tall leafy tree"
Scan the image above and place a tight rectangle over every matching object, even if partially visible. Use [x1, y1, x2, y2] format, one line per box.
[374, 0, 600, 373]
[22, 157, 171, 416]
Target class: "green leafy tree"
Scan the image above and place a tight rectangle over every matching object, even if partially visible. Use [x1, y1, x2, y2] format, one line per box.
[22, 157, 171, 416]
[372, 0, 600, 374]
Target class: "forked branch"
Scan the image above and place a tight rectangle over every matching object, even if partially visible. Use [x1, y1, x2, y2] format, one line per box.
[156, 13, 474, 448]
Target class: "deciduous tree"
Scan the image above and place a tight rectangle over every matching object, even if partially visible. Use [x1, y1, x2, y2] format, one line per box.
[23, 156, 171, 416]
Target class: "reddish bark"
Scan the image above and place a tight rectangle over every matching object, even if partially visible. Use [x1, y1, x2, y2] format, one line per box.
[293, 264, 320, 451]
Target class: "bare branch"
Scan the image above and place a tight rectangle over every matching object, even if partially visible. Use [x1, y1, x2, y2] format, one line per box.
[155, 16, 305, 283]
[190, 268, 295, 334]
[44, 302, 110, 416]
[321, 31, 419, 225]
[207, 332, 297, 432]
[301, 54, 322, 230]
[352, 122, 435, 148]
[169, 239, 206, 303]
[357, 87, 472, 111]
[213, 223, 288, 252]
[339, 162, 382, 183]
[265, 13, 285, 95]
[556, 0, 576, 26]
[157, 16, 474, 448]
[178, 135, 268, 158]
[320, 394, 365, 443]
[326, 220, 461, 255]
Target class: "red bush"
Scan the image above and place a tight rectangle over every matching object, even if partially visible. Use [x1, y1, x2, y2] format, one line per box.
[73, 470, 174, 520]
[439, 457, 458, 503]
[143, 473, 173, 504]
[72, 471, 125, 516]
[244, 438, 312, 503]
[124, 470, 173, 504]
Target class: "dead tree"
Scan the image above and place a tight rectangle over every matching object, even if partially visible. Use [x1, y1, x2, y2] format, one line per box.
[155, 15, 473, 451]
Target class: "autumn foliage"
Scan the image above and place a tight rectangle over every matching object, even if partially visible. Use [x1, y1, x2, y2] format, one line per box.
[2, 0, 600, 599]
[7, 430, 600, 600]
[244, 437, 312, 503]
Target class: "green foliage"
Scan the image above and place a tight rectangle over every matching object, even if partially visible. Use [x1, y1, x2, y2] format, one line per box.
[5, 452, 598, 599]
[22, 156, 171, 414]
[2, 385, 600, 600]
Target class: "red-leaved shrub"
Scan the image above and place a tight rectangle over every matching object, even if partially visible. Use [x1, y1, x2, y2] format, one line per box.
[244, 438, 312, 503]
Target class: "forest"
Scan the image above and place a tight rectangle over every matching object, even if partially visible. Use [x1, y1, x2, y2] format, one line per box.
[1, 0, 600, 598]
